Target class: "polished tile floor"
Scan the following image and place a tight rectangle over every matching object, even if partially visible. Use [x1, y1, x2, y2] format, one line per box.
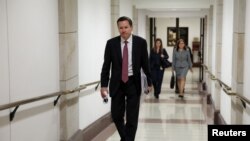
[93, 68, 210, 141]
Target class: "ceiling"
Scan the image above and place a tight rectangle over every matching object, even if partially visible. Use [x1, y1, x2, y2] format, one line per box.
[133, 0, 212, 17]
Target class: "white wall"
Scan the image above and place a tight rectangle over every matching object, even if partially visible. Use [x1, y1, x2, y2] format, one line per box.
[0, 0, 10, 140]
[79, 87, 111, 129]
[120, 0, 133, 18]
[78, 0, 112, 129]
[243, 0, 250, 124]
[137, 10, 147, 39]
[0, 0, 60, 141]
[220, 0, 234, 124]
[179, 18, 201, 47]
[78, 0, 111, 84]
[155, 18, 175, 61]
[156, 17, 200, 62]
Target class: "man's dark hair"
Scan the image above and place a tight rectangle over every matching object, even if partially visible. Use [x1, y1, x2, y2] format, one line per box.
[117, 16, 133, 27]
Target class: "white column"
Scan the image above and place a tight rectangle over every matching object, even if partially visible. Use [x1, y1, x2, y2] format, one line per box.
[230, 0, 246, 124]
[211, 0, 223, 111]
[206, 6, 213, 96]
[220, 0, 234, 123]
[58, 0, 79, 140]
[111, 0, 120, 36]
[243, 0, 250, 124]
[119, 0, 133, 18]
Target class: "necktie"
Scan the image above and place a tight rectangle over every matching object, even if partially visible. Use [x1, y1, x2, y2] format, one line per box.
[122, 41, 128, 83]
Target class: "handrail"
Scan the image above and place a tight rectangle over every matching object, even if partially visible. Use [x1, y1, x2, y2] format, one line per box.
[205, 70, 217, 80]
[222, 88, 250, 108]
[216, 79, 231, 90]
[202, 64, 250, 108]
[202, 64, 216, 80]
[202, 64, 231, 90]
[0, 80, 100, 121]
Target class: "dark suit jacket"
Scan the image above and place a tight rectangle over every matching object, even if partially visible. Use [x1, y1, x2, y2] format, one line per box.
[101, 35, 152, 97]
[150, 48, 169, 70]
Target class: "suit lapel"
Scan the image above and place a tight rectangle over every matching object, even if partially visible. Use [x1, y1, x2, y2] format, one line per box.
[116, 37, 122, 64]
[132, 35, 136, 67]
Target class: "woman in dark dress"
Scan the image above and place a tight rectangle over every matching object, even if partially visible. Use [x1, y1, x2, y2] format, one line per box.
[150, 38, 169, 99]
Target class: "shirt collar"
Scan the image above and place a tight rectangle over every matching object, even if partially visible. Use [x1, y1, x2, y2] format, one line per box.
[121, 34, 132, 43]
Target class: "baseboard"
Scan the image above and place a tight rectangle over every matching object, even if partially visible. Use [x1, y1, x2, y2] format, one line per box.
[199, 82, 226, 125]
[207, 94, 212, 105]
[202, 82, 207, 91]
[68, 129, 83, 141]
[207, 93, 226, 125]
[67, 112, 112, 141]
[81, 112, 112, 141]
[214, 110, 226, 125]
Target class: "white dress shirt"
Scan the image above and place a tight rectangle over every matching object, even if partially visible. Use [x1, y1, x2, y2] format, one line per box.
[121, 35, 133, 76]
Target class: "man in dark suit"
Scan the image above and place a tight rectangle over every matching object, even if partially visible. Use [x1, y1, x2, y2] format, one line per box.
[100, 16, 152, 141]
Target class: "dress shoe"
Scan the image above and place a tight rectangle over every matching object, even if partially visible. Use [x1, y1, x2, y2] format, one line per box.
[178, 95, 184, 98]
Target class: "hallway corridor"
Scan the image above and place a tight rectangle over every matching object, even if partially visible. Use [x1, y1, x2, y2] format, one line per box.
[93, 68, 210, 141]
[2, 1, 250, 141]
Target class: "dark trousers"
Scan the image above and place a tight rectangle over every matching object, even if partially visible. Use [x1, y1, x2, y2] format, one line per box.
[151, 69, 164, 97]
[111, 76, 140, 141]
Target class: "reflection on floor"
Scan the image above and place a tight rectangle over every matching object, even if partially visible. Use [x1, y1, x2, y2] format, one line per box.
[93, 68, 211, 141]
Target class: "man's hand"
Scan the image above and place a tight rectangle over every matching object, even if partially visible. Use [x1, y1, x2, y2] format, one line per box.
[100, 87, 108, 98]
[147, 85, 153, 93]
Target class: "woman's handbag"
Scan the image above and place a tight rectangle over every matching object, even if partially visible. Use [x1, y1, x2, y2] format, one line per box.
[161, 58, 172, 68]
[170, 71, 175, 89]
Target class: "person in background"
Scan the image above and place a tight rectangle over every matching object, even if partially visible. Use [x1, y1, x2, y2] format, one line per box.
[100, 16, 152, 141]
[172, 39, 193, 98]
[150, 38, 169, 99]
[174, 39, 193, 93]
